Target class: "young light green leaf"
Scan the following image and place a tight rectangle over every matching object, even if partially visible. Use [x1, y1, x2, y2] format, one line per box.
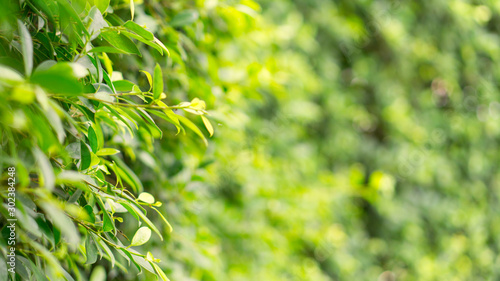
[153, 64, 163, 100]
[201, 115, 214, 137]
[129, 227, 151, 247]
[153, 37, 170, 56]
[151, 207, 173, 233]
[113, 80, 137, 92]
[17, 20, 33, 76]
[152, 263, 170, 281]
[140, 70, 153, 91]
[137, 192, 155, 204]
[89, 266, 106, 281]
[0, 65, 23, 85]
[130, 0, 135, 21]
[96, 148, 120, 156]
[120, 201, 163, 240]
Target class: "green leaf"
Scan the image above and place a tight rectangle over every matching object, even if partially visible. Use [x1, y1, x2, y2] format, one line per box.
[110, 155, 143, 193]
[88, 7, 109, 40]
[0, 65, 23, 85]
[88, 126, 98, 153]
[89, 266, 106, 281]
[152, 263, 170, 281]
[96, 238, 115, 268]
[85, 231, 98, 264]
[177, 115, 208, 146]
[97, 197, 115, 233]
[151, 207, 173, 233]
[0, 255, 7, 281]
[137, 192, 155, 204]
[131, 254, 155, 274]
[130, 227, 151, 247]
[149, 106, 183, 134]
[96, 0, 110, 14]
[80, 141, 92, 170]
[96, 148, 120, 156]
[17, 20, 33, 76]
[33, 148, 55, 190]
[138, 108, 162, 138]
[84, 205, 96, 224]
[118, 202, 140, 223]
[120, 201, 163, 241]
[153, 63, 163, 100]
[170, 10, 199, 27]
[123, 21, 154, 41]
[19, 256, 48, 281]
[15, 256, 33, 280]
[89, 46, 131, 54]
[100, 30, 142, 56]
[120, 30, 164, 55]
[31, 62, 85, 94]
[201, 115, 214, 137]
[130, 0, 135, 20]
[140, 70, 153, 91]
[55, 0, 89, 36]
[39, 202, 79, 247]
[113, 80, 136, 92]
[153, 37, 170, 56]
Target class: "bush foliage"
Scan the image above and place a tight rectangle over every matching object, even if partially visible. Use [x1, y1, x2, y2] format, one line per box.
[2, 0, 500, 281]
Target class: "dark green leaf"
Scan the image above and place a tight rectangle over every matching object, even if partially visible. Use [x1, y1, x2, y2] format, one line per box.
[120, 30, 164, 55]
[83, 205, 96, 224]
[96, 197, 115, 233]
[85, 231, 98, 264]
[123, 21, 154, 41]
[88, 126, 98, 153]
[80, 141, 92, 170]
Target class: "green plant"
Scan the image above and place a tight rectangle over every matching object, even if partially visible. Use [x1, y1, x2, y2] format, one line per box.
[0, 1, 213, 280]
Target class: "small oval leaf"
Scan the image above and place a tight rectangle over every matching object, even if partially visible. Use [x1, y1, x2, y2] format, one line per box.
[130, 227, 151, 247]
[137, 192, 155, 204]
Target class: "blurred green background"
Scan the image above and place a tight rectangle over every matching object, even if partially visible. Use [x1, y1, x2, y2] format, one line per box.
[158, 0, 500, 280]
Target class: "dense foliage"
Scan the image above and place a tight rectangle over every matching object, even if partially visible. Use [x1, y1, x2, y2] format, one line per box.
[2, 0, 500, 280]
